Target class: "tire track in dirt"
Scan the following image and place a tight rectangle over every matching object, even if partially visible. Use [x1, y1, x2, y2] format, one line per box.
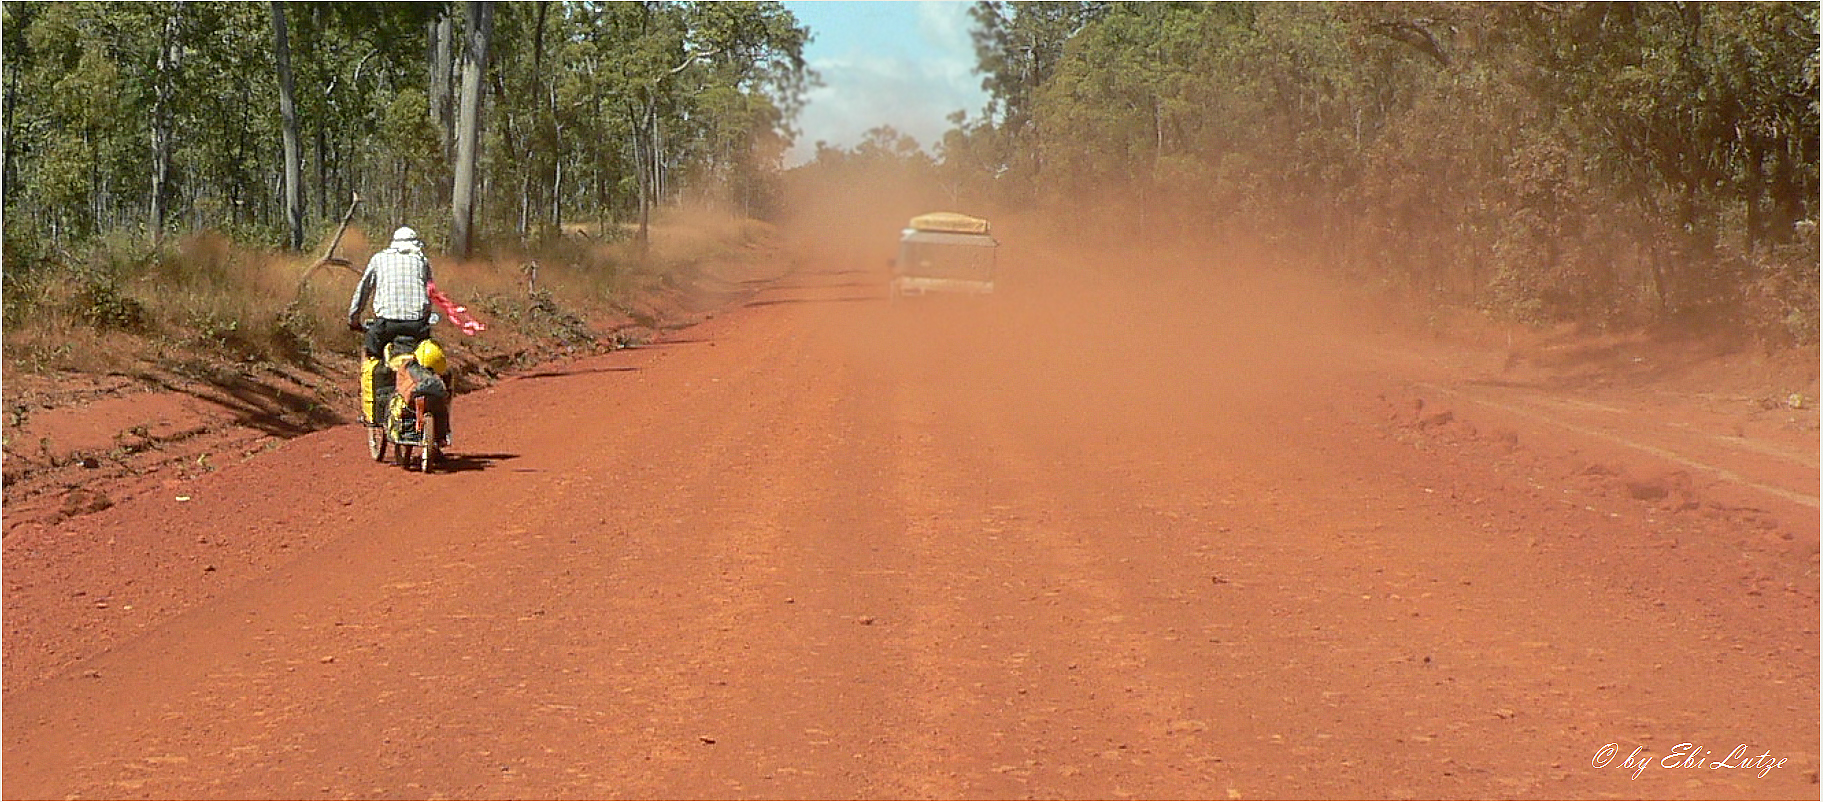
[803, 268, 1820, 799]
[1414, 381, 1818, 510]
[858, 303, 1247, 799]
[4, 303, 830, 798]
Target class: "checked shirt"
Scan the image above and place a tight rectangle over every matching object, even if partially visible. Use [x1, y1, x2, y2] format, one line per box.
[349, 247, 434, 322]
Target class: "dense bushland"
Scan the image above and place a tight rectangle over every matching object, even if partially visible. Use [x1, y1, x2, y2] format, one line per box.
[1, 213, 774, 378]
[2, 1, 808, 357]
[929, 2, 1817, 342]
[4, 1, 1816, 365]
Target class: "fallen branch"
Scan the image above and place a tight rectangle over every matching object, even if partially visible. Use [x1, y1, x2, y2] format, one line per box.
[296, 192, 364, 292]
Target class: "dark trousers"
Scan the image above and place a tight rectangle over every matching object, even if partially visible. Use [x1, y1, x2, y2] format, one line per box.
[363, 317, 432, 359]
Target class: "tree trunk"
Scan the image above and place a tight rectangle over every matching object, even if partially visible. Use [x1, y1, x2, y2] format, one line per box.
[548, 84, 566, 233]
[652, 108, 664, 209]
[635, 99, 654, 253]
[1744, 139, 1763, 254]
[529, 1, 550, 234]
[309, 4, 329, 223]
[551, 159, 562, 234]
[149, 3, 185, 246]
[519, 174, 529, 236]
[2, 42, 19, 198]
[315, 126, 328, 221]
[1768, 139, 1804, 237]
[450, 1, 493, 259]
[272, 1, 304, 251]
[429, 11, 455, 166]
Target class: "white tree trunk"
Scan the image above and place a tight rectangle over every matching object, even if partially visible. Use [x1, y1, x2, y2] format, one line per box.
[450, 1, 493, 258]
[272, 2, 303, 250]
[149, 4, 185, 245]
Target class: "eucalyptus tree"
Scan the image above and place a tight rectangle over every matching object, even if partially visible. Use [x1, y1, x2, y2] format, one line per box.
[2, 1, 811, 278]
[10, 2, 192, 242]
[1030, 2, 1209, 237]
[951, 0, 1817, 336]
[673, 1, 810, 216]
[557, 1, 808, 247]
[450, 0, 492, 258]
[272, 1, 303, 250]
[968, 0, 1108, 204]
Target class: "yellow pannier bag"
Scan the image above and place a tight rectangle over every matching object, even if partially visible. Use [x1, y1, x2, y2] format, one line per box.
[361, 354, 400, 425]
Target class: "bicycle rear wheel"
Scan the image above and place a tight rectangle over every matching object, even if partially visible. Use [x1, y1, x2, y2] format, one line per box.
[419, 412, 437, 472]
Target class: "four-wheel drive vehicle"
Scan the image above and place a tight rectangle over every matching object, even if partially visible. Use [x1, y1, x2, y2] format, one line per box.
[892, 212, 998, 299]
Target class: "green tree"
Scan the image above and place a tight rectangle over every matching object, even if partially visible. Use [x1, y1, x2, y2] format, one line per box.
[968, 0, 1108, 204]
[947, 0, 1818, 338]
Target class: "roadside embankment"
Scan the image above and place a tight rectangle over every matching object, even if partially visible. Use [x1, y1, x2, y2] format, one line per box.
[2, 215, 795, 535]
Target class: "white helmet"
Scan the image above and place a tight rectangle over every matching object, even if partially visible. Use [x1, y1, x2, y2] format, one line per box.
[391, 226, 420, 244]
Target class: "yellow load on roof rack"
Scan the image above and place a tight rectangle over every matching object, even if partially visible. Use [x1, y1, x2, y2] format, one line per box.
[907, 212, 990, 235]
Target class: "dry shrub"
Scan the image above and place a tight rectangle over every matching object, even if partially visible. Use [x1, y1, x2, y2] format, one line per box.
[1744, 220, 1821, 347]
[4, 212, 771, 379]
[640, 207, 770, 267]
[5, 321, 149, 375]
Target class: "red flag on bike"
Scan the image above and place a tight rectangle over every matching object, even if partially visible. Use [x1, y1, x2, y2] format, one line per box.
[427, 281, 487, 336]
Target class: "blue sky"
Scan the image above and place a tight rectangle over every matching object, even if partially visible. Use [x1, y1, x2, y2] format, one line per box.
[780, 1, 990, 165]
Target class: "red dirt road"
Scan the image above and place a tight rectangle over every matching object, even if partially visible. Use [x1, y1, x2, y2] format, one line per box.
[4, 244, 1818, 800]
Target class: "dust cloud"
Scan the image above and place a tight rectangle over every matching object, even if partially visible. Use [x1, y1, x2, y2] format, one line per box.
[774, 162, 1394, 434]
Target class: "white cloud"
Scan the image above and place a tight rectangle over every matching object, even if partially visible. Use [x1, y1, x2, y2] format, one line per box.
[915, 1, 978, 63]
[786, 1, 988, 166]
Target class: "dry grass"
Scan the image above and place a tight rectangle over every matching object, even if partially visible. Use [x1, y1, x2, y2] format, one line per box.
[1, 209, 773, 378]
